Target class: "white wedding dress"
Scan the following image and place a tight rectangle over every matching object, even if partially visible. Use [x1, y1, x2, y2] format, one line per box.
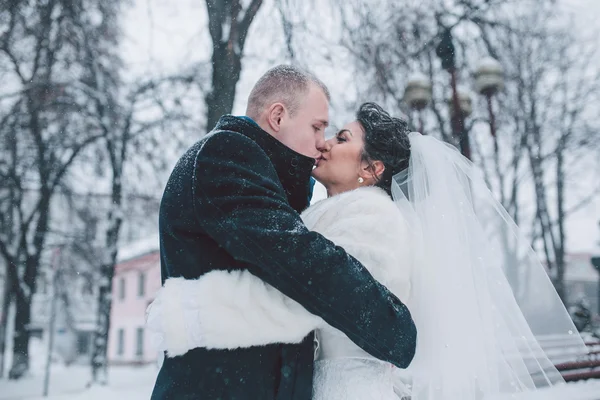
[312, 327, 401, 400]
[147, 186, 414, 399]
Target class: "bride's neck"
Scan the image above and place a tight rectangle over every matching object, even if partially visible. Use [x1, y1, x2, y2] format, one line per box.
[326, 184, 360, 198]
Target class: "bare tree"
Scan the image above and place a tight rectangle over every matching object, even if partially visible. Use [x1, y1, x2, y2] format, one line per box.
[325, 0, 600, 301]
[474, 3, 600, 302]
[0, 0, 128, 378]
[1, 0, 203, 382]
[85, 74, 194, 384]
[73, 6, 200, 380]
[204, 0, 264, 129]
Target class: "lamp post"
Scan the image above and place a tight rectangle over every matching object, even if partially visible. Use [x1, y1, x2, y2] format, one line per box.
[592, 256, 600, 315]
[436, 28, 472, 160]
[475, 57, 504, 155]
[403, 73, 432, 134]
[447, 85, 473, 120]
[446, 85, 473, 159]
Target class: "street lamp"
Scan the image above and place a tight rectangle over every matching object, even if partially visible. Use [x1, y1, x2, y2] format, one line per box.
[403, 73, 432, 134]
[475, 57, 504, 154]
[436, 28, 472, 160]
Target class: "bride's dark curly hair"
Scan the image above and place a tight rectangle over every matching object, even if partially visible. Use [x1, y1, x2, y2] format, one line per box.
[356, 102, 411, 197]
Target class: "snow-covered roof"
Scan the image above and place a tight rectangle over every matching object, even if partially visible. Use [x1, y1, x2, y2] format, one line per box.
[117, 233, 159, 263]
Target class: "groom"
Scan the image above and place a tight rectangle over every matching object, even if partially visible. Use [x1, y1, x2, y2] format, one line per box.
[151, 65, 417, 400]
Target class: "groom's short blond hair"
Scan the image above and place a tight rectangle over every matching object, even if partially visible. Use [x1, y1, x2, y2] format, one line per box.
[246, 65, 330, 119]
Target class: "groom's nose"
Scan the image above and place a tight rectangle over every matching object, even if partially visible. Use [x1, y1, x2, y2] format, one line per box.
[316, 137, 331, 153]
[315, 132, 328, 152]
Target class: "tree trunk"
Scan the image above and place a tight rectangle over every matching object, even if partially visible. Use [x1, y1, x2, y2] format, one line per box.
[205, 43, 242, 131]
[0, 272, 13, 379]
[90, 273, 111, 384]
[204, 0, 263, 130]
[8, 288, 31, 379]
[555, 142, 567, 305]
[90, 179, 123, 385]
[8, 185, 51, 379]
[8, 182, 52, 378]
[527, 130, 565, 302]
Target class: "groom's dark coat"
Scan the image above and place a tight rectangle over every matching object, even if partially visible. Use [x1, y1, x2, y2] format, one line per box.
[151, 116, 417, 400]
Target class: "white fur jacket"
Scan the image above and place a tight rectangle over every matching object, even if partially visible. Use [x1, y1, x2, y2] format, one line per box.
[146, 186, 413, 357]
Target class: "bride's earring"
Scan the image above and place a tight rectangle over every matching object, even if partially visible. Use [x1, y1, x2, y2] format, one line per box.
[358, 177, 364, 184]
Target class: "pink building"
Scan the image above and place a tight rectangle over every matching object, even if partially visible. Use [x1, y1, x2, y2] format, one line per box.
[108, 237, 161, 365]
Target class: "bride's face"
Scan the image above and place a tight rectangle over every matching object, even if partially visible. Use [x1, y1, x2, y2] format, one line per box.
[312, 121, 372, 196]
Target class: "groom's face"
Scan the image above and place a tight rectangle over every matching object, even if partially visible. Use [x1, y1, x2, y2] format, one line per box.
[278, 84, 329, 159]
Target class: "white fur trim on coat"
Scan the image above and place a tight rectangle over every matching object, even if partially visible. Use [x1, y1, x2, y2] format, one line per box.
[146, 271, 323, 356]
[146, 186, 413, 357]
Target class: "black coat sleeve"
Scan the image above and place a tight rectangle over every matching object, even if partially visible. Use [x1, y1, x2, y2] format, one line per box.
[192, 131, 416, 368]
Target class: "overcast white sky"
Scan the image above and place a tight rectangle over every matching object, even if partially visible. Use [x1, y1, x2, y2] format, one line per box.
[120, 0, 600, 253]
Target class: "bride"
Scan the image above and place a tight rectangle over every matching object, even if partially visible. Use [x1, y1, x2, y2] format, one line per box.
[147, 102, 586, 399]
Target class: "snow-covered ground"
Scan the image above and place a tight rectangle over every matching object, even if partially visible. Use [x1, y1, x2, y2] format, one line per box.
[1, 363, 599, 399]
[1, 336, 599, 399]
[0, 365, 157, 400]
[488, 381, 600, 400]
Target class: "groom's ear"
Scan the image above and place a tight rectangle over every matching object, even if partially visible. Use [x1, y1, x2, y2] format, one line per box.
[266, 103, 286, 133]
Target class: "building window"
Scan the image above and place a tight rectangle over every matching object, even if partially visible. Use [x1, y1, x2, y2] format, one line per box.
[118, 277, 126, 301]
[81, 272, 94, 296]
[138, 272, 146, 297]
[30, 327, 44, 340]
[77, 331, 91, 355]
[85, 217, 98, 243]
[135, 327, 144, 357]
[117, 328, 125, 356]
[38, 275, 47, 295]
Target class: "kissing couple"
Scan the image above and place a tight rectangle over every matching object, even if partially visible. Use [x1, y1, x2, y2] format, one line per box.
[147, 65, 584, 400]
